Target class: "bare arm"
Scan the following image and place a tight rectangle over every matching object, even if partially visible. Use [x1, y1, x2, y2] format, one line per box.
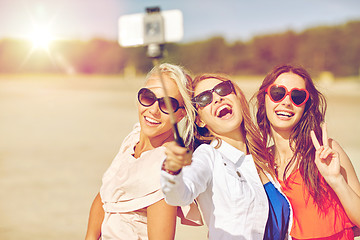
[85, 193, 104, 240]
[328, 140, 360, 227]
[147, 199, 177, 240]
[311, 124, 360, 227]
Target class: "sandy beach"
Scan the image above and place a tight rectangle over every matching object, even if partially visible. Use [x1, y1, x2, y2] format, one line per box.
[0, 75, 359, 240]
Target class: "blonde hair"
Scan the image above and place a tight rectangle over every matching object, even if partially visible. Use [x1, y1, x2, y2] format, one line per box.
[146, 63, 196, 149]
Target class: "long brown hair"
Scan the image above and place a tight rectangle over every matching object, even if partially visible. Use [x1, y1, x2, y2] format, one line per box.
[193, 74, 274, 177]
[254, 64, 329, 211]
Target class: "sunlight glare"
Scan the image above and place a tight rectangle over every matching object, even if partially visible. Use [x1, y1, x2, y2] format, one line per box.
[30, 24, 53, 50]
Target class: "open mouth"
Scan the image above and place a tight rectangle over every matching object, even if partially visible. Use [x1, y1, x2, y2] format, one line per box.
[216, 105, 233, 118]
[276, 111, 294, 118]
[145, 116, 160, 125]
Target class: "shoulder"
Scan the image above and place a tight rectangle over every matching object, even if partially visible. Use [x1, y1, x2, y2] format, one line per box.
[192, 144, 218, 167]
[118, 123, 141, 151]
[329, 138, 360, 187]
[131, 122, 141, 135]
[194, 143, 217, 157]
[328, 138, 340, 149]
[329, 138, 350, 165]
[126, 123, 141, 139]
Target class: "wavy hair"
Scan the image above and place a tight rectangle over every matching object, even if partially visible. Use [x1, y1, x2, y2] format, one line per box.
[192, 74, 274, 177]
[146, 63, 196, 149]
[254, 64, 329, 210]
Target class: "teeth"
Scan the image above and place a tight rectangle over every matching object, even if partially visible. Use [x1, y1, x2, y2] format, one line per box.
[216, 105, 231, 117]
[276, 111, 294, 117]
[145, 116, 160, 124]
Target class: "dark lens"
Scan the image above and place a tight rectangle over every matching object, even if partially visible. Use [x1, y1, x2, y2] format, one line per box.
[138, 88, 156, 106]
[169, 97, 180, 112]
[194, 91, 213, 107]
[158, 97, 180, 114]
[270, 85, 286, 102]
[214, 81, 233, 96]
[291, 89, 307, 106]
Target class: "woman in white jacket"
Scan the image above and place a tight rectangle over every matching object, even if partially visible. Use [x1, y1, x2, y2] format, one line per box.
[161, 74, 293, 240]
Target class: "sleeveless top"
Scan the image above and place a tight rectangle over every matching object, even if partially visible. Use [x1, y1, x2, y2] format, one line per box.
[279, 169, 354, 240]
[263, 182, 291, 240]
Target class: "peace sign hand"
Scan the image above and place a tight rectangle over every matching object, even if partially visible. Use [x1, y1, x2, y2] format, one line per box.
[310, 123, 342, 186]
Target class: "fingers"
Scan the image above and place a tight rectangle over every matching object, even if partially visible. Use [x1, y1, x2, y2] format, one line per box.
[321, 122, 329, 147]
[183, 151, 193, 166]
[311, 130, 321, 150]
[319, 146, 335, 160]
[165, 141, 189, 156]
[164, 141, 192, 171]
[311, 122, 329, 150]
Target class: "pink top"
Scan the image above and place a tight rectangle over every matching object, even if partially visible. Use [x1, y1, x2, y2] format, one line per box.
[100, 123, 202, 239]
[100, 124, 166, 213]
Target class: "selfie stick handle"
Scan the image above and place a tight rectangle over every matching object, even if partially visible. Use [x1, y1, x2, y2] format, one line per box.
[152, 57, 185, 147]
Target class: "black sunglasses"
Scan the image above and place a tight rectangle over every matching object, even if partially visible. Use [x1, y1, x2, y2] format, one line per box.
[266, 84, 309, 107]
[192, 80, 235, 108]
[137, 88, 184, 114]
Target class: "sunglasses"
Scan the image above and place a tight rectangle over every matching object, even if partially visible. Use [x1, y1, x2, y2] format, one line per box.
[137, 88, 184, 114]
[192, 81, 235, 108]
[266, 84, 309, 107]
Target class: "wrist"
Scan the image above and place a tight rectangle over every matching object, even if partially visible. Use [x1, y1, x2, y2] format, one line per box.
[161, 160, 182, 175]
[326, 174, 346, 190]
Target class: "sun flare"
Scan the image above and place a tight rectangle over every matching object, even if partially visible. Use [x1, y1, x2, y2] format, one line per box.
[29, 24, 54, 50]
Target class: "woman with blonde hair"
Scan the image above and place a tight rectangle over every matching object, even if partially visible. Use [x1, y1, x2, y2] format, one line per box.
[85, 63, 198, 240]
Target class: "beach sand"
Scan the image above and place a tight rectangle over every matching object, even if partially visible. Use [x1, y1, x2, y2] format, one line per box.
[0, 75, 359, 240]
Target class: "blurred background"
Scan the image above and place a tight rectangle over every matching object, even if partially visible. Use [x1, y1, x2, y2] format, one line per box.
[0, 0, 359, 239]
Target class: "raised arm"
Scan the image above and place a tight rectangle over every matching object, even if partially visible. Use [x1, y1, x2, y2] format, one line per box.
[311, 124, 360, 227]
[328, 140, 360, 227]
[85, 193, 104, 240]
[161, 142, 213, 206]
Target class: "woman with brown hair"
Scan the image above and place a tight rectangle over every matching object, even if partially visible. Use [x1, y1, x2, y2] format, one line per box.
[254, 64, 360, 239]
[161, 74, 292, 239]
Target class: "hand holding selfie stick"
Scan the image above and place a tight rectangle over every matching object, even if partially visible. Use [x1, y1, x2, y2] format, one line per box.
[145, 7, 185, 147]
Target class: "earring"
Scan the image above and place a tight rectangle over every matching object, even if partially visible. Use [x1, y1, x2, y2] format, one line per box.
[197, 120, 206, 128]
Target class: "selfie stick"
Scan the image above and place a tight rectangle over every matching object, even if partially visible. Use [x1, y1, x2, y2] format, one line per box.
[145, 7, 185, 147]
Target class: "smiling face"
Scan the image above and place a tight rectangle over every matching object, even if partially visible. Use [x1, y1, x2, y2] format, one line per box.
[138, 73, 185, 142]
[194, 78, 243, 139]
[265, 72, 307, 134]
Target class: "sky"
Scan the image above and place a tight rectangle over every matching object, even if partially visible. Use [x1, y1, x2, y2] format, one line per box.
[0, 0, 359, 44]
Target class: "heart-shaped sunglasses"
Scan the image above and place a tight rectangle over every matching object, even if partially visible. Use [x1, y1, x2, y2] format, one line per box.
[266, 84, 309, 107]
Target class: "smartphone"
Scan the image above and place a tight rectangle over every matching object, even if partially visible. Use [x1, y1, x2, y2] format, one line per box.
[118, 9, 183, 47]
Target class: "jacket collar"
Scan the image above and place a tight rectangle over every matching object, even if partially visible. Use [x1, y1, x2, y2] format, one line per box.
[210, 138, 246, 167]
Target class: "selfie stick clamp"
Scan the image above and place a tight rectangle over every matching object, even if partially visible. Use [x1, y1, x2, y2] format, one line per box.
[144, 7, 185, 147]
